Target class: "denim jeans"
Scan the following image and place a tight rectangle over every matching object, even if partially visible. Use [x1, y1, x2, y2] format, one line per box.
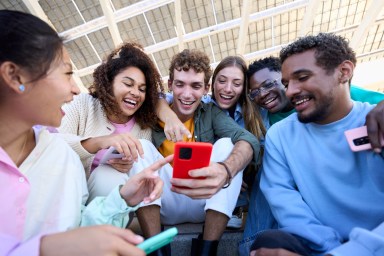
[238, 170, 277, 256]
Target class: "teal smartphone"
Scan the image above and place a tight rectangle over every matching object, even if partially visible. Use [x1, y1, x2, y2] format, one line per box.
[137, 227, 178, 255]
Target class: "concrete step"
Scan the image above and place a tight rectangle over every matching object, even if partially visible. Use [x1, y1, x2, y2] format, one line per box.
[165, 223, 243, 256]
[130, 218, 245, 255]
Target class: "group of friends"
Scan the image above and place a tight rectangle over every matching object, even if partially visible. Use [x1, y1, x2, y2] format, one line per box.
[1, 9, 383, 256]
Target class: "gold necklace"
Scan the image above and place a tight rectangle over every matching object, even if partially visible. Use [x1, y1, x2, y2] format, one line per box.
[15, 133, 28, 166]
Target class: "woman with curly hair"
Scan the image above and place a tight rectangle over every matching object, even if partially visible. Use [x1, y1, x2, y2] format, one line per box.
[58, 42, 166, 201]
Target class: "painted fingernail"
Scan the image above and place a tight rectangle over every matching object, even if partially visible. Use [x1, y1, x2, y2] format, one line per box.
[135, 235, 144, 242]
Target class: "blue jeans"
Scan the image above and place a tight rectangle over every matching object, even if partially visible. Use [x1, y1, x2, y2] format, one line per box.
[235, 190, 249, 208]
[238, 170, 277, 256]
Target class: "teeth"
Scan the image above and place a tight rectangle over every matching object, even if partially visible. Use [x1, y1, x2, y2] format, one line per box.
[264, 97, 276, 105]
[295, 98, 310, 105]
[124, 99, 137, 105]
[180, 100, 194, 105]
[220, 94, 233, 99]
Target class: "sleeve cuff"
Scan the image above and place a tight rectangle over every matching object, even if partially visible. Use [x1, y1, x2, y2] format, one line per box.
[329, 227, 384, 256]
[81, 186, 139, 228]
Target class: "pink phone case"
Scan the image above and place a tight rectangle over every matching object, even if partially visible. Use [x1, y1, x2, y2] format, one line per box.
[344, 126, 384, 152]
[99, 147, 124, 164]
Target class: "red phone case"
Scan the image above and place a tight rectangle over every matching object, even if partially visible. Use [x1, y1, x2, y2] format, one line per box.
[173, 142, 212, 179]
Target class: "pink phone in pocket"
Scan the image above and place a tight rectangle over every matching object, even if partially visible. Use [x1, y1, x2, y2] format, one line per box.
[344, 126, 384, 152]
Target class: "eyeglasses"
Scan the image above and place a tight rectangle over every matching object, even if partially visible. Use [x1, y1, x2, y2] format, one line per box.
[248, 79, 279, 100]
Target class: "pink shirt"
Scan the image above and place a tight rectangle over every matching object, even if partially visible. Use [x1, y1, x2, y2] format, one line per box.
[0, 147, 41, 255]
[91, 117, 136, 171]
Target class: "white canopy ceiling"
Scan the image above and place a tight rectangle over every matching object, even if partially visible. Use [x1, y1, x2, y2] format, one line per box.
[2, 0, 384, 91]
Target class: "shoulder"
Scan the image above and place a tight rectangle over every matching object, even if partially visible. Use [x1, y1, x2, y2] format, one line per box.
[71, 93, 106, 118]
[63, 93, 101, 113]
[202, 102, 225, 114]
[75, 93, 100, 107]
[352, 100, 375, 115]
[266, 113, 300, 140]
[38, 130, 81, 161]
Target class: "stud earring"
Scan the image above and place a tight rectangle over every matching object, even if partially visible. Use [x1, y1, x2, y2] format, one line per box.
[19, 84, 25, 92]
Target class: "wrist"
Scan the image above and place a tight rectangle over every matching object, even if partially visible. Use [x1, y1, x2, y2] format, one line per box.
[217, 162, 232, 189]
[119, 185, 133, 207]
[81, 137, 100, 154]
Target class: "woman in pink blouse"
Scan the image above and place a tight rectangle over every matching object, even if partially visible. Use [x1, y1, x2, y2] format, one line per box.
[0, 10, 171, 256]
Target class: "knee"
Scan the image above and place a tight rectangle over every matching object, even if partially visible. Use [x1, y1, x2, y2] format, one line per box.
[139, 139, 156, 152]
[138, 139, 164, 161]
[214, 138, 232, 148]
[211, 138, 233, 161]
[251, 230, 286, 250]
[250, 230, 310, 256]
[88, 165, 127, 196]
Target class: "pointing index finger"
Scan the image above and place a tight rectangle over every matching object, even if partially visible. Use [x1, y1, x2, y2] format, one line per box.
[146, 154, 174, 174]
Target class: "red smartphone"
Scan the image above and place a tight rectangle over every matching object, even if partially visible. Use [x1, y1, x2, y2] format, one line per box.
[172, 142, 212, 180]
[344, 125, 384, 152]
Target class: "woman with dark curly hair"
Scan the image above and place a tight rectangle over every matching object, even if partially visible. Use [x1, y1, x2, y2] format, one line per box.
[58, 42, 166, 201]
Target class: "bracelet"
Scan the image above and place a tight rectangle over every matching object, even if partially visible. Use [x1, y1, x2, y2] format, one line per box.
[217, 161, 232, 189]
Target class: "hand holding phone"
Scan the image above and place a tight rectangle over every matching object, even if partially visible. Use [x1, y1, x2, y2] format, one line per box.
[172, 142, 212, 180]
[137, 227, 178, 255]
[344, 126, 384, 152]
[99, 146, 124, 164]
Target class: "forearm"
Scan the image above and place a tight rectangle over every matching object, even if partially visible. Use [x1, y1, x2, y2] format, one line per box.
[156, 98, 178, 123]
[222, 140, 253, 177]
[81, 136, 105, 154]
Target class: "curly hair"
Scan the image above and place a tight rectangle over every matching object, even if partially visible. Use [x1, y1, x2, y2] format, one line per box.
[247, 56, 281, 79]
[168, 49, 212, 85]
[89, 42, 164, 129]
[280, 33, 356, 76]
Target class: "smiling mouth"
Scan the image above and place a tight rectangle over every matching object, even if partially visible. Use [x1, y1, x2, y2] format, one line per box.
[123, 98, 137, 106]
[219, 94, 234, 100]
[292, 96, 312, 106]
[179, 99, 195, 106]
[263, 96, 277, 105]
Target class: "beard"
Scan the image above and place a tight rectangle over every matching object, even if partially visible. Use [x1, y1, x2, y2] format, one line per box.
[297, 92, 334, 124]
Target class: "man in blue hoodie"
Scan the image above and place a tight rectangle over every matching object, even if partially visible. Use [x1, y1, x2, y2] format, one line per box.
[250, 33, 384, 256]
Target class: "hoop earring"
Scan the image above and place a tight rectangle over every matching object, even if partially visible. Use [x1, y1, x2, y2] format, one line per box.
[19, 84, 25, 92]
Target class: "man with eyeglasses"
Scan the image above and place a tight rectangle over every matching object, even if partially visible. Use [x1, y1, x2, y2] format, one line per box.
[247, 56, 384, 130]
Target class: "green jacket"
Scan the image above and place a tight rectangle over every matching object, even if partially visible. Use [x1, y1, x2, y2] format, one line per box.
[152, 103, 261, 162]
